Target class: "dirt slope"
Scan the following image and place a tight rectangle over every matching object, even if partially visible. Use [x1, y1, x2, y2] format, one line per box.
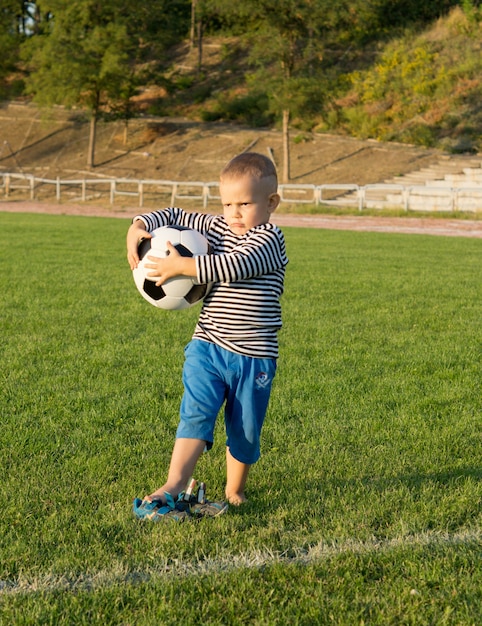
[0, 101, 452, 186]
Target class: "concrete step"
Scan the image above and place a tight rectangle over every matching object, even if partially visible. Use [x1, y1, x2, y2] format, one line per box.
[444, 172, 482, 183]
[384, 156, 482, 187]
[441, 175, 482, 185]
[390, 172, 444, 184]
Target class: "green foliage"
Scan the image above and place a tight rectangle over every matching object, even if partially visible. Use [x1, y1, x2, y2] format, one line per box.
[21, 0, 131, 110]
[365, 0, 461, 33]
[0, 0, 23, 97]
[239, 0, 330, 118]
[460, 0, 482, 23]
[123, 0, 191, 75]
[333, 7, 482, 151]
[355, 46, 443, 102]
[0, 213, 481, 623]
[201, 91, 273, 126]
[341, 43, 447, 144]
[166, 3, 482, 146]
[20, 0, 190, 110]
[3, 1, 482, 153]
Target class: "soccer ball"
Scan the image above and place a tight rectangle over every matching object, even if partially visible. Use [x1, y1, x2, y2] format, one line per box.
[133, 225, 212, 310]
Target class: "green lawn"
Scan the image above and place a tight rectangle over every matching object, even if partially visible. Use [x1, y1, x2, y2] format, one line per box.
[0, 212, 480, 624]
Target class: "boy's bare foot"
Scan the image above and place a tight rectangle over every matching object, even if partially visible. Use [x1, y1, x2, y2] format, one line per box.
[225, 448, 250, 505]
[226, 491, 247, 506]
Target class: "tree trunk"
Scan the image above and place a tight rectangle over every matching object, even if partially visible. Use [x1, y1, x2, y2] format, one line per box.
[87, 111, 97, 168]
[282, 108, 290, 183]
[190, 0, 197, 49]
[123, 118, 128, 146]
[191, 0, 204, 75]
[197, 19, 203, 76]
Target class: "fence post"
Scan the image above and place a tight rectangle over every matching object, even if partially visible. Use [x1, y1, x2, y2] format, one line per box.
[358, 186, 365, 211]
[139, 181, 143, 208]
[5, 174, 10, 197]
[170, 183, 177, 206]
[314, 186, 321, 206]
[110, 180, 115, 205]
[203, 184, 209, 209]
[29, 175, 35, 200]
[56, 177, 61, 202]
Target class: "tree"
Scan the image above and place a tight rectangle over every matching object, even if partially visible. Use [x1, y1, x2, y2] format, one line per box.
[21, 0, 191, 167]
[207, 0, 343, 182]
[190, 0, 228, 75]
[0, 1, 24, 97]
[190, 0, 204, 75]
[21, 0, 135, 167]
[245, 1, 327, 182]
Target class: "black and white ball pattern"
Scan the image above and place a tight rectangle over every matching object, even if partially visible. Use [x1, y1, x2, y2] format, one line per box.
[133, 225, 212, 310]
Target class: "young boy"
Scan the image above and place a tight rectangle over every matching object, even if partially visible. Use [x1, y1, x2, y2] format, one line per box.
[126, 152, 288, 521]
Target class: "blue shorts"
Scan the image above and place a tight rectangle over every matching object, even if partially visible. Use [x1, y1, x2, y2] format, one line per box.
[177, 340, 277, 464]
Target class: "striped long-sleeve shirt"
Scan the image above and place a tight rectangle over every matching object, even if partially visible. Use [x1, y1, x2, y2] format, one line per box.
[134, 207, 288, 359]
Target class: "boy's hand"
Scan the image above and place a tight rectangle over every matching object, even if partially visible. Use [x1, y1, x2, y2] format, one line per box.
[127, 220, 151, 270]
[145, 241, 197, 285]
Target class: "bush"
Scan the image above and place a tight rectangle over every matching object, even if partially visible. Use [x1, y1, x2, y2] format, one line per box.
[201, 92, 274, 127]
[399, 123, 437, 147]
[334, 7, 482, 148]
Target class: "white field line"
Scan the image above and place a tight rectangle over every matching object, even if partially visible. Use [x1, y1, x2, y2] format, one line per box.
[0, 528, 480, 596]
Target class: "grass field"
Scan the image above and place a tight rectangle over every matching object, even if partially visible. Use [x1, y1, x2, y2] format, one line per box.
[0, 212, 480, 625]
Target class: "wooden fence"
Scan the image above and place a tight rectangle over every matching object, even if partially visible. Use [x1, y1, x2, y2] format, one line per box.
[1, 172, 482, 212]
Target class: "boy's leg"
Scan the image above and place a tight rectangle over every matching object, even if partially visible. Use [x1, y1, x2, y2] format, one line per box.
[148, 438, 206, 502]
[147, 341, 223, 504]
[225, 446, 250, 505]
[224, 354, 276, 505]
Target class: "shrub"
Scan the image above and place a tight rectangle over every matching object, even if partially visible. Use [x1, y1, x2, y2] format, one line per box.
[201, 92, 274, 127]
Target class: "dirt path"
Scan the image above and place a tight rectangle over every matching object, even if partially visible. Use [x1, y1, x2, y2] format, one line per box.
[273, 214, 482, 238]
[1, 200, 481, 238]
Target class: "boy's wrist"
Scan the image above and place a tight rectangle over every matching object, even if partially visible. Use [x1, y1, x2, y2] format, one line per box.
[178, 256, 197, 278]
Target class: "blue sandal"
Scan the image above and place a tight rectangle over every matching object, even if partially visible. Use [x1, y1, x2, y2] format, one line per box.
[133, 481, 228, 521]
[133, 493, 191, 522]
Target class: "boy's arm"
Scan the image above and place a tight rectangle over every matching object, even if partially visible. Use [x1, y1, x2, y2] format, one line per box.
[132, 208, 215, 236]
[126, 208, 215, 270]
[197, 227, 287, 284]
[126, 219, 150, 270]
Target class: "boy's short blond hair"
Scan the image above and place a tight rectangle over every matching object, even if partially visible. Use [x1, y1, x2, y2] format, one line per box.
[220, 152, 278, 193]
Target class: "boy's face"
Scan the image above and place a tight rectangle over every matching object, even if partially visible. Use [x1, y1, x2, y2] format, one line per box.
[220, 175, 280, 236]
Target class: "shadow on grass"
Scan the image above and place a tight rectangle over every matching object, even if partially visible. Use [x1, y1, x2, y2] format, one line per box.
[346, 466, 482, 491]
[238, 466, 481, 522]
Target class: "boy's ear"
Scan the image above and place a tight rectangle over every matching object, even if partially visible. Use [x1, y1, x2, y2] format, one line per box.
[268, 192, 281, 212]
